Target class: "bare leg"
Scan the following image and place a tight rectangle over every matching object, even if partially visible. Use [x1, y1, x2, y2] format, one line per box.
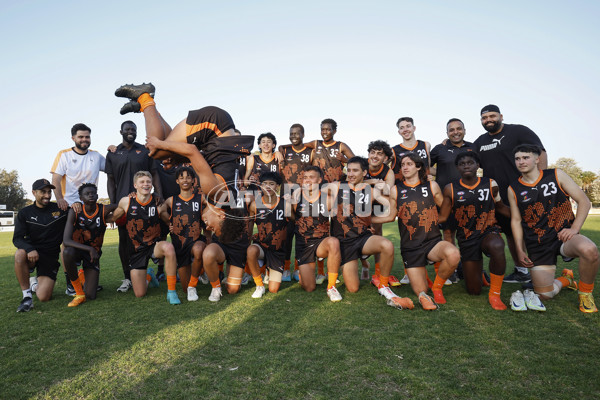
[563, 234, 600, 284]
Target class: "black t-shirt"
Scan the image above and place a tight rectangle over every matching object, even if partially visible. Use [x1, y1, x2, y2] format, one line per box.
[154, 160, 180, 200]
[473, 124, 544, 202]
[105, 142, 156, 202]
[13, 202, 68, 256]
[430, 141, 474, 189]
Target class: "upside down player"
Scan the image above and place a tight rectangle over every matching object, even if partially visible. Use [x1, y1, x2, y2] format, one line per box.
[110, 171, 180, 304]
[438, 152, 509, 310]
[159, 166, 207, 302]
[508, 144, 599, 313]
[62, 183, 117, 307]
[328, 156, 414, 309]
[375, 153, 460, 310]
[292, 166, 343, 302]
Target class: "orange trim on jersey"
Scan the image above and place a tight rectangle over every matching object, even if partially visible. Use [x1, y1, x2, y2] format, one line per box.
[399, 142, 418, 151]
[259, 154, 275, 164]
[186, 122, 223, 138]
[450, 183, 454, 206]
[262, 196, 281, 210]
[321, 141, 338, 148]
[136, 195, 154, 207]
[517, 169, 544, 187]
[178, 194, 195, 202]
[404, 180, 421, 188]
[459, 177, 481, 190]
[554, 169, 569, 196]
[305, 190, 322, 204]
[83, 204, 99, 220]
[369, 164, 384, 177]
[292, 146, 307, 153]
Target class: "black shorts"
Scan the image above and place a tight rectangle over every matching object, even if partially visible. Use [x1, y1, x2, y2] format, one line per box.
[30, 251, 60, 280]
[495, 213, 513, 238]
[284, 223, 295, 260]
[339, 233, 372, 265]
[401, 237, 441, 269]
[214, 235, 249, 268]
[458, 230, 501, 262]
[70, 248, 101, 271]
[175, 239, 206, 268]
[296, 237, 327, 266]
[257, 243, 286, 274]
[527, 240, 565, 266]
[129, 244, 158, 270]
[186, 106, 235, 148]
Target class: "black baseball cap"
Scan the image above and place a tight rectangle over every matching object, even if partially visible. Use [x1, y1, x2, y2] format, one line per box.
[32, 179, 55, 190]
[480, 104, 501, 115]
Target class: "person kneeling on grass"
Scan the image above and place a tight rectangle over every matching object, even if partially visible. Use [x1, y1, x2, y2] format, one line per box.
[62, 183, 117, 307]
[507, 144, 599, 313]
[110, 171, 180, 304]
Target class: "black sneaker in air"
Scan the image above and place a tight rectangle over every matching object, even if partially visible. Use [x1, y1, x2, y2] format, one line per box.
[114, 82, 155, 100]
[17, 297, 33, 312]
[503, 269, 531, 283]
[120, 100, 141, 115]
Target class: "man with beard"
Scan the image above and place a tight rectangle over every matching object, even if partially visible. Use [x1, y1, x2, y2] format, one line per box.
[474, 105, 547, 284]
[50, 123, 106, 295]
[106, 121, 161, 293]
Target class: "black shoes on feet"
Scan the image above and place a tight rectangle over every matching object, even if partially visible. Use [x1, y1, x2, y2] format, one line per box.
[17, 297, 33, 312]
[115, 83, 155, 100]
[120, 101, 141, 115]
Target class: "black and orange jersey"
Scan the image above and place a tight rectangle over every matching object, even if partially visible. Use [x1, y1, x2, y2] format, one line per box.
[331, 184, 372, 239]
[170, 193, 203, 251]
[126, 194, 161, 252]
[255, 196, 289, 251]
[313, 140, 344, 183]
[391, 140, 430, 183]
[72, 204, 107, 252]
[510, 169, 575, 246]
[248, 154, 279, 185]
[294, 191, 330, 244]
[185, 106, 236, 148]
[396, 180, 441, 250]
[280, 144, 312, 186]
[365, 163, 391, 181]
[450, 178, 498, 244]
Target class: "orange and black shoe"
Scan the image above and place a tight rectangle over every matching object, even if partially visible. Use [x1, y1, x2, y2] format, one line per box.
[579, 292, 598, 313]
[562, 269, 578, 291]
[418, 292, 438, 311]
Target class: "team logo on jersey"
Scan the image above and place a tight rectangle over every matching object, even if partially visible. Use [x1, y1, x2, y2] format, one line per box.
[457, 191, 466, 202]
[31, 216, 38, 221]
[400, 189, 408, 199]
[520, 191, 531, 202]
[52, 211, 61, 218]
[136, 150, 142, 154]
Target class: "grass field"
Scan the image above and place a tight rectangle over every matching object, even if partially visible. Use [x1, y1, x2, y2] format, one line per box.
[1, 218, 600, 399]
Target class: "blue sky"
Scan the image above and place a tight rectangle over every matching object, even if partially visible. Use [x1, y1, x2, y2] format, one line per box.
[1, 1, 598, 200]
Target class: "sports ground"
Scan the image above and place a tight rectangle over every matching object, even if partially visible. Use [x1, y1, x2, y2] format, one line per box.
[1, 218, 599, 399]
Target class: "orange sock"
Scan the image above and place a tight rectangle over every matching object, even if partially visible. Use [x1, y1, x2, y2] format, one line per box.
[556, 276, 570, 288]
[253, 275, 264, 287]
[327, 272, 338, 289]
[489, 273, 504, 297]
[374, 263, 381, 276]
[284, 260, 291, 271]
[434, 262, 441, 275]
[78, 269, 86, 285]
[167, 275, 177, 291]
[70, 279, 85, 296]
[432, 275, 445, 291]
[189, 276, 199, 288]
[318, 259, 325, 275]
[378, 275, 389, 289]
[210, 280, 221, 289]
[137, 93, 155, 112]
[427, 275, 434, 289]
[146, 274, 152, 283]
[579, 281, 594, 293]
[260, 265, 266, 275]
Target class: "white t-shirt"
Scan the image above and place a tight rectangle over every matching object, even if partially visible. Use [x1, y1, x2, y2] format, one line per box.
[50, 148, 106, 205]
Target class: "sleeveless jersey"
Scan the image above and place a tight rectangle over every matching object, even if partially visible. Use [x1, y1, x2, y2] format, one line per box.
[450, 178, 497, 244]
[126, 194, 161, 251]
[248, 154, 279, 185]
[509, 169, 575, 246]
[313, 140, 344, 183]
[280, 144, 312, 186]
[170, 193, 204, 251]
[391, 140, 430, 183]
[396, 180, 441, 250]
[294, 190, 330, 244]
[255, 196, 289, 251]
[331, 184, 372, 240]
[72, 204, 107, 252]
[365, 163, 391, 181]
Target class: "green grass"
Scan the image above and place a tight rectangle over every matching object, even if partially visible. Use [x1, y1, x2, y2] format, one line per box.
[1, 218, 600, 399]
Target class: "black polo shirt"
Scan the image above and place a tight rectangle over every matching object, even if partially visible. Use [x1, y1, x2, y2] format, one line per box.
[13, 202, 68, 256]
[430, 140, 474, 189]
[105, 142, 155, 202]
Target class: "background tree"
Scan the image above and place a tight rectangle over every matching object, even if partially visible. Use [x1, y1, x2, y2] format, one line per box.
[0, 169, 27, 211]
[550, 158, 583, 186]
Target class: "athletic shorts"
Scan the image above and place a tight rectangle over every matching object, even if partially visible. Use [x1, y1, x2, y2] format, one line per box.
[284, 223, 295, 260]
[339, 233, 372, 265]
[401, 237, 441, 269]
[527, 240, 570, 266]
[186, 106, 235, 149]
[29, 251, 60, 280]
[214, 235, 249, 268]
[70, 248, 101, 271]
[175, 238, 206, 269]
[129, 244, 159, 270]
[458, 230, 501, 262]
[256, 243, 286, 274]
[296, 237, 327, 266]
[495, 213, 513, 238]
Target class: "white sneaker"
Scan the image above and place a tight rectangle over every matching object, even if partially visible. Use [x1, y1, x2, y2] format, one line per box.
[444, 279, 452, 286]
[29, 276, 38, 293]
[199, 272, 209, 285]
[327, 286, 343, 302]
[378, 285, 397, 300]
[400, 275, 410, 284]
[510, 290, 527, 311]
[252, 285, 266, 298]
[187, 286, 199, 301]
[315, 274, 326, 285]
[208, 287, 222, 302]
[117, 279, 132, 293]
[241, 272, 251, 285]
[523, 289, 546, 311]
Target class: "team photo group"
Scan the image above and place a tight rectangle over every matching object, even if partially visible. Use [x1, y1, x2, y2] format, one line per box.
[13, 83, 599, 314]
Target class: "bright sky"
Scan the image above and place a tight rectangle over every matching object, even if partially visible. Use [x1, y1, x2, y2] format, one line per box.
[1, 0, 598, 200]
